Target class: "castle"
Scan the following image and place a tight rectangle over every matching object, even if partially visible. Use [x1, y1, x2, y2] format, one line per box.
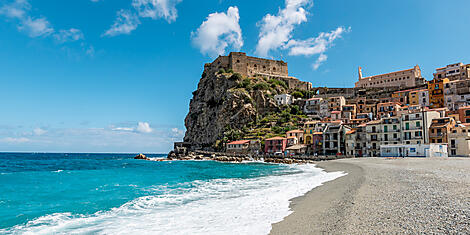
[204, 52, 312, 91]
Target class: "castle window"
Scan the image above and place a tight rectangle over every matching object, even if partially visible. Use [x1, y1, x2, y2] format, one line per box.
[254, 64, 257, 68]
[273, 67, 276, 71]
[237, 60, 240, 63]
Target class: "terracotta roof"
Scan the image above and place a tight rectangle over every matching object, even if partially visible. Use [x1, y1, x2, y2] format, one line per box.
[346, 130, 356, 134]
[227, 140, 250, 145]
[331, 111, 341, 114]
[358, 123, 367, 127]
[266, 136, 286, 141]
[286, 144, 307, 150]
[313, 132, 323, 135]
[286, 129, 303, 133]
[366, 120, 382, 125]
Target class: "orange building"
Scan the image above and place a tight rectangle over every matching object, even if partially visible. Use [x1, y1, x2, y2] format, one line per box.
[458, 106, 470, 123]
[429, 117, 455, 144]
[428, 78, 449, 109]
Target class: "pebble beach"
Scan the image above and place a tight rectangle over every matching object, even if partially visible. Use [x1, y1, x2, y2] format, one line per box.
[271, 157, 470, 234]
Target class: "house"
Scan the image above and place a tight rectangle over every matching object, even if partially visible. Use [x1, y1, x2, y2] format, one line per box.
[286, 136, 298, 147]
[409, 89, 429, 107]
[380, 144, 448, 158]
[448, 123, 470, 157]
[304, 98, 329, 118]
[328, 96, 346, 112]
[458, 106, 470, 123]
[341, 104, 357, 121]
[331, 111, 341, 121]
[323, 122, 351, 155]
[428, 78, 449, 109]
[366, 120, 382, 157]
[274, 94, 294, 106]
[264, 137, 287, 154]
[377, 102, 402, 118]
[381, 116, 402, 145]
[429, 117, 456, 144]
[226, 140, 261, 154]
[400, 109, 440, 145]
[345, 129, 357, 156]
[285, 144, 308, 156]
[286, 129, 304, 143]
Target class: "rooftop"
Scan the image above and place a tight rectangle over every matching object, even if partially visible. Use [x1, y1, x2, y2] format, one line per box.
[227, 140, 250, 145]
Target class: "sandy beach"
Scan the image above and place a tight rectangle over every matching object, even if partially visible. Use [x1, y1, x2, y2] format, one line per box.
[271, 157, 470, 234]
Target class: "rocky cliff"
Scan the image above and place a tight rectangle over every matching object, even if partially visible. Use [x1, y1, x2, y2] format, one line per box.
[183, 71, 280, 150]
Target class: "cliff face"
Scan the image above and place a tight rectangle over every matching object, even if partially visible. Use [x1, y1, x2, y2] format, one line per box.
[183, 72, 278, 150]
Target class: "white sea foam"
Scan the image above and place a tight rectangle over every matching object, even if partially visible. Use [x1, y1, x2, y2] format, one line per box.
[1, 164, 346, 235]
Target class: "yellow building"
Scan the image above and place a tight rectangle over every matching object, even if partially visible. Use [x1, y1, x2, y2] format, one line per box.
[303, 121, 319, 145]
[409, 89, 429, 107]
[428, 78, 449, 109]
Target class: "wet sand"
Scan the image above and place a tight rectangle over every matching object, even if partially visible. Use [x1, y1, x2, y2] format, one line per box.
[270, 157, 470, 234]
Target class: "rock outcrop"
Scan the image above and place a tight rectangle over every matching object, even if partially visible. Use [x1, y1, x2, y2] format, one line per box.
[183, 72, 278, 150]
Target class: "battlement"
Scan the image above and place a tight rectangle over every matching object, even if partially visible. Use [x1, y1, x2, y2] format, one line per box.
[205, 52, 288, 78]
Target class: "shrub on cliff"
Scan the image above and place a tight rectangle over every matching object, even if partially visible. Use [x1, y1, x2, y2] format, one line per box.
[218, 68, 226, 74]
[268, 79, 287, 89]
[292, 91, 304, 98]
[253, 82, 269, 90]
[230, 73, 243, 81]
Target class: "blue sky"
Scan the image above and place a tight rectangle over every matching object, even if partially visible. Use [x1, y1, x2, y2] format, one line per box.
[0, 0, 469, 153]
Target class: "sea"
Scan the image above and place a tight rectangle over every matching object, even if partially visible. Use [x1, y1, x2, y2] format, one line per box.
[0, 153, 345, 235]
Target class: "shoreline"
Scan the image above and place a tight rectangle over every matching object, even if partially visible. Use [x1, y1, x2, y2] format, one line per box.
[270, 157, 470, 234]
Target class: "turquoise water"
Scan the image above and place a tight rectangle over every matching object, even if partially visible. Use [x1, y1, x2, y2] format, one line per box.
[0, 153, 345, 234]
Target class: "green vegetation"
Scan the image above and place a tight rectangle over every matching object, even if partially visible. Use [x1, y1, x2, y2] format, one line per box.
[230, 73, 243, 81]
[268, 78, 288, 89]
[217, 68, 226, 74]
[292, 91, 304, 98]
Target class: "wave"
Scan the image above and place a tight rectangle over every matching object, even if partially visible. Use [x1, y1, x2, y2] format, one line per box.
[1, 164, 346, 235]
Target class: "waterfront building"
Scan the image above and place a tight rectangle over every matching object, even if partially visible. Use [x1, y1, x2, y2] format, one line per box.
[428, 78, 449, 109]
[274, 94, 293, 106]
[227, 140, 261, 154]
[323, 122, 351, 155]
[328, 96, 346, 112]
[458, 106, 470, 123]
[286, 129, 304, 143]
[409, 89, 429, 107]
[303, 98, 329, 118]
[355, 123, 368, 157]
[264, 137, 287, 154]
[345, 129, 357, 156]
[366, 120, 383, 157]
[433, 62, 470, 81]
[303, 121, 326, 155]
[381, 116, 402, 145]
[448, 123, 470, 157]
[380, 144, 448, 158]
[400, 108, 440, 145]
[377, 102, 402, 118]
[355, 65, 425, 88]
[429, 117, 456, 144]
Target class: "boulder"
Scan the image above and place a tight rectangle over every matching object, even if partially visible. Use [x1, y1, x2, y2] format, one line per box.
[134, 154, 149, 160]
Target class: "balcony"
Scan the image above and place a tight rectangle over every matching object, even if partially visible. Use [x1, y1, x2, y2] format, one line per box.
[429, 132, 445, 138]
[402, 126, 423, 131]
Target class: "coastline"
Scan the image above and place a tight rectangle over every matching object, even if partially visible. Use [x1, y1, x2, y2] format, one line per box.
[270, 158, 470, 234]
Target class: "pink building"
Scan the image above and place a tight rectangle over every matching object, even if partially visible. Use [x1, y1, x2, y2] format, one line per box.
[264, 137, 287, 154]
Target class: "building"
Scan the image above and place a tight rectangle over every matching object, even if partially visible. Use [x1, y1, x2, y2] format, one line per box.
[380, 144, 448, 158]
[355, 65, 425, 88]
[341, 104, 357, 121]
[331, 111, 341, 121]
[285, 144, 308, 156]
[433, 62, 470, 81]
[204, 52, 312, 90]
[226, 140, 261, 154]
[303, 121, 325, 155]
[458, 106, 470, 123]
[428, 78, 449, 109]
[409, 89, 429, 107]
[345, 129, 357, 156]
[448, 123, 470, 157]
[429, 117, 456, 144]
[400, 109, 441, 145]
[444, 80, 470, 110]
[264, 137, 287, 154]
[355, 123, 368, 157]
[328, 96, 346, 112]
[323, 122, 351, 155]
[377, 102, 402, 118]
[304, 98, 329, 118]
[286, 129, 304, 143]
[381, 116, 402, 145]
[274, 94, 294, 106]
[392, 89, 412, 105]
[366, 120, 382, 157]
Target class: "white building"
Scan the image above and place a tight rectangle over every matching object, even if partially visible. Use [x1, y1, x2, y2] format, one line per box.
[304, 98, 329, 118]
[380, 144, 448, 158]
[274, 94, 294, 106]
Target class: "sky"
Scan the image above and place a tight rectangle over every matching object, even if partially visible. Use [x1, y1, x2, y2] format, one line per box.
[0, 0, 469, 153]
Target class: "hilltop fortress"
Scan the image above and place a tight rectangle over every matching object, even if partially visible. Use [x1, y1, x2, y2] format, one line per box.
[204, 52, 312, 91]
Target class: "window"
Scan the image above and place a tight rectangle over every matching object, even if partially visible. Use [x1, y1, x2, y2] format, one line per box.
[416, 121, 421, 127]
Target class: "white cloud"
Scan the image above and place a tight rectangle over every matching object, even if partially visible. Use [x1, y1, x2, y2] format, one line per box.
[255, 0, 350, 70]
[33, 128, 47, 136]
[255, 0, 310, 57]
[103, 10, 140, 36]
[18, 16, 54, 37]
[104, 0, 182, 37]
[285, 26, 349, 56]
[191, 6, 243, 58]
[53, 28, 84, 43]
[1, 137, 30, 143]
[312, 53, 327, 70]
[136, 122, 153, 133]
[0, 0, 29, 19]
[132, 0, 181, 23]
